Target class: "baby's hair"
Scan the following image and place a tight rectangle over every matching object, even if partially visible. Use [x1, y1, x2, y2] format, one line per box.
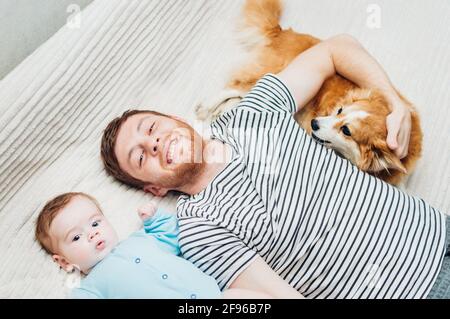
[35, 192, 102, 255]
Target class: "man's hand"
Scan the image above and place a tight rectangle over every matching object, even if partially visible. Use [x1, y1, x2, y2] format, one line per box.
[386, 98, 412, 159]
[229, 256, 304, 299]
[277, 34, 412, 159]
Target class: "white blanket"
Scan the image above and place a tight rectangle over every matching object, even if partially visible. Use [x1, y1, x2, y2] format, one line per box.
[0, 0, 448, 298]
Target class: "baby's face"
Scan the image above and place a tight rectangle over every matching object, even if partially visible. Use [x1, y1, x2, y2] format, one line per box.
[49, 196, 119, 273]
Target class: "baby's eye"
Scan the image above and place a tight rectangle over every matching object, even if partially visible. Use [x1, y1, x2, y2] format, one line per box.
[72, 235, 80, 242]
[337, 108, 343, 115]
[92, 220, 100, 227]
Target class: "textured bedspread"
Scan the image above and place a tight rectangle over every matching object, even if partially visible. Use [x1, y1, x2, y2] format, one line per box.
[0, 0, 448, 298]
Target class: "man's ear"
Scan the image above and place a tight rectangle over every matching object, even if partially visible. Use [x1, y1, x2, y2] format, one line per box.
[143, 185, 169, 197]
[52, 254, 74, 273]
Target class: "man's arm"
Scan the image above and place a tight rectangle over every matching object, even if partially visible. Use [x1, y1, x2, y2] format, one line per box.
[229, 256, 304, 299]
[222, 288, 273, 299]
[277, 34, 411, 158]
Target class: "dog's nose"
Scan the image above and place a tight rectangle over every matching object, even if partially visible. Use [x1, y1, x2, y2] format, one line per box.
[311, 119, 319, 131]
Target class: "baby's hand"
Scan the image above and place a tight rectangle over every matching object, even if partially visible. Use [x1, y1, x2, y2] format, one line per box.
[137, 202, 158, 222]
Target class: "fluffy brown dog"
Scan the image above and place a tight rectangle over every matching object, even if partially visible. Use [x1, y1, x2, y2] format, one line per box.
[196, 0, 422, 186]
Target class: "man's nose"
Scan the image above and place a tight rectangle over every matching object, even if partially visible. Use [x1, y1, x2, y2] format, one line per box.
[143, 137, 161, 156]
[311, 119, 320, 131]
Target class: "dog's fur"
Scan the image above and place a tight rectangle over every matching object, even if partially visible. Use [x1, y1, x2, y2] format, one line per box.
[196, 0, 422, 185]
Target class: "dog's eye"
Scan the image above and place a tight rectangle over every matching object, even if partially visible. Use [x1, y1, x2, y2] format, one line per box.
[337, 108, 343, 115]
[341, 125, 351, 136]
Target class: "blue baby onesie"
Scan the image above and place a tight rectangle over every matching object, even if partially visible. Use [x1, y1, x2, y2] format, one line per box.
[71, 209, 221, 299]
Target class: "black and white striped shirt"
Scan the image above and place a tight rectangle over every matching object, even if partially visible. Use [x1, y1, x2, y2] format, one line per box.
[177, 74, 447, 298]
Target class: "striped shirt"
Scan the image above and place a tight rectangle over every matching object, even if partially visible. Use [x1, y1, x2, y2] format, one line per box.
[177, 74, 447, 298]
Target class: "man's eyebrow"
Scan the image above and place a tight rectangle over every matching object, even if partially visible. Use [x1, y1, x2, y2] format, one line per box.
[127, 116, 150, 165]
[137, 116, 148, 133]
[127, 146, 137, 166]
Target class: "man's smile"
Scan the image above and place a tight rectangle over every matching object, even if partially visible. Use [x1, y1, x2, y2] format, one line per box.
[166, 137, 178, 164]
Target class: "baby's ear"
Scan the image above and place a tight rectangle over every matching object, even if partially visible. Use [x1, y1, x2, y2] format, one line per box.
[52, 254, 74, 273]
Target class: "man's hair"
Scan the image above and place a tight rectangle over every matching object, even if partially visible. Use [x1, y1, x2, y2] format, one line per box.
[35, 192, 101, 255]
[100, 109, 169, 189]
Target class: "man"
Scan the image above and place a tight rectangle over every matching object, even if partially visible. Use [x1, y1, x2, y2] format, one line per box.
[101, 34, 448, 298]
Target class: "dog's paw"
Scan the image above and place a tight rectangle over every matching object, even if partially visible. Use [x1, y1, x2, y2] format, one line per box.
[195, 102, 215, 122]
[195, 89, 244, 122]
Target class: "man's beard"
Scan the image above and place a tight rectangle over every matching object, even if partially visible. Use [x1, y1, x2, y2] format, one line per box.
[160, 161, 202, 189]
[158, 119, 204, 190]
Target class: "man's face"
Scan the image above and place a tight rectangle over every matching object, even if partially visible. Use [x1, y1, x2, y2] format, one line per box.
[49, 196, 119, 273]
[114, 113, 204, 194]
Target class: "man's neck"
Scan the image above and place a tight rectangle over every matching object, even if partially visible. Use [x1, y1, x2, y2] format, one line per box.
[177, 138, 232, 196]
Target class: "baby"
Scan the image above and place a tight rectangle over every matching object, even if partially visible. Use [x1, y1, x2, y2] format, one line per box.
[35, 192, 268, 299]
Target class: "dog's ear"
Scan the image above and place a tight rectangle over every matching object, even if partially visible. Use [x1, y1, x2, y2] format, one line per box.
[359, 139, 407, 174]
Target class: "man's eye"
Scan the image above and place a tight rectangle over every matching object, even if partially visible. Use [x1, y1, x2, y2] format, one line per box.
[92, 221, 100, 227]
[72, 235, 80, 242]
[341, 125, 351, 136]
[337, 108, 343, 115]
[139, 151, 144, 167]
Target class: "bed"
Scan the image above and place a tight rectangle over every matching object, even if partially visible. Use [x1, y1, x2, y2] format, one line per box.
[0, 0, 448, 298]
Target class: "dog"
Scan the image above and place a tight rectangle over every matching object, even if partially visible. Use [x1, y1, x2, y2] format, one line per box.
[196, 0, 422, 186]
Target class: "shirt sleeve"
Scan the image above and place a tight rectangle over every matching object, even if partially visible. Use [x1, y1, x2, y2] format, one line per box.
[237, 73, 297, 115]
[143, 208, 180, 256]
[177, 215, 259, 291]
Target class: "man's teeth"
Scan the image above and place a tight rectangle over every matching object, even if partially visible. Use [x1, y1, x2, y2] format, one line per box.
[167, 139, 177, 163]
